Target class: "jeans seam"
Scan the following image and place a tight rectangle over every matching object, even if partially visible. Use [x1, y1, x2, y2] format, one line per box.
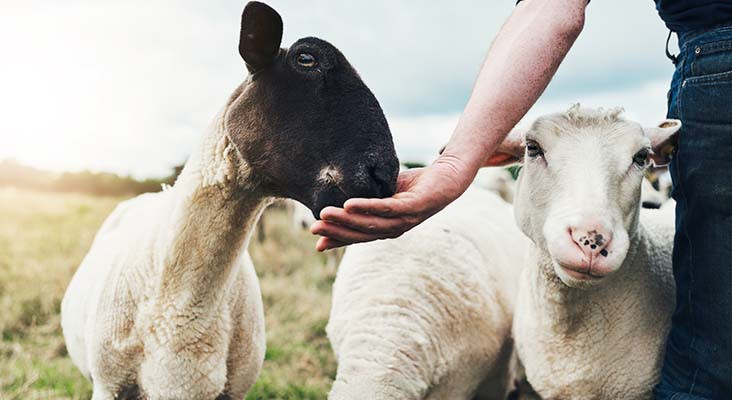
[685, 69, 732, 85]
[689, 368, 700, 395]
[679, 66, 696, 365]
[697, 40, 732, 55]
[677, 62, 684, 119]
[677, 56, 700, 390]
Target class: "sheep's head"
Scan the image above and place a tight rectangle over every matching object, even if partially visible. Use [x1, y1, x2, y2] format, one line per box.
[226, 2, 399, 218]
[486, 105, 681, 288]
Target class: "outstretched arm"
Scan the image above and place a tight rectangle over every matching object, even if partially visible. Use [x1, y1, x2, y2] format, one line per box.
[312, 0, 587, 251]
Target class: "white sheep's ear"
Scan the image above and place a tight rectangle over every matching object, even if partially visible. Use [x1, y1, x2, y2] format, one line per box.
[644, 119, 681, 166]
[482, 126, 526, 167]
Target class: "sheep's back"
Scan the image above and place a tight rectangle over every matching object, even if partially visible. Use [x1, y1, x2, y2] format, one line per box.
[327, 187, 527, 399]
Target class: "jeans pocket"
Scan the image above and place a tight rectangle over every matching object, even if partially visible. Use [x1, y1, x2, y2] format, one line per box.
[680, 76, 732, 125]
[690, 40, 732, 78]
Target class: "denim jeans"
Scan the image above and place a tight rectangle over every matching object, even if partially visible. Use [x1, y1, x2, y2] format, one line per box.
[654, 25, 732, 400]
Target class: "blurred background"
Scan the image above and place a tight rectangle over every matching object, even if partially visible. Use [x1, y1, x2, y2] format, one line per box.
[1, 1, 673, 398]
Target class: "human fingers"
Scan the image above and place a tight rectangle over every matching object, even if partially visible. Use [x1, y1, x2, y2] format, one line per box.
[342, 195, 418, 217]
[310, 220, 388, 245]
[320, 206, 414, 235]
[315, 236, 348, 252]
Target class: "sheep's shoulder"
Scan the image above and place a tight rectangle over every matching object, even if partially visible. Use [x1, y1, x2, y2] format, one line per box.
[62, 192, 173, 387]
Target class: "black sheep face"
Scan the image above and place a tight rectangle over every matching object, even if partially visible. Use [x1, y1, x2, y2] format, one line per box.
[226, 1, 399, 218]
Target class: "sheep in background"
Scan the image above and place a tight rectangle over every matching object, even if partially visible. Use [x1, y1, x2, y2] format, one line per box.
[486, 105, 679, 399]
[641, 177, 667, 209]
[60, 3, 399, 399]
[291, 198, 343, 268]
[647, 167, 672, 197]
[473, 167, 516, 203]
[254, 199, 314, 243]
[327, 186, 529, 400]
[290, 199, 317, 231]
[641, 168, 672, 209]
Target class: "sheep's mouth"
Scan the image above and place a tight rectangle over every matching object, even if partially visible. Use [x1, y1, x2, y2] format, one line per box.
[557, 263, 605, 281]
[310, 185, 349, 220]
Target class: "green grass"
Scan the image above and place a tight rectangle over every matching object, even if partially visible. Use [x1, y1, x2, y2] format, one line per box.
[0, 188, 341, 399]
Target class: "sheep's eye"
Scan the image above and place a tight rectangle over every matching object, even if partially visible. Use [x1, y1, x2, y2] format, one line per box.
[633, 148, 650, 167]
[526, 140, 544, 158]
[296, 53, 317, 68]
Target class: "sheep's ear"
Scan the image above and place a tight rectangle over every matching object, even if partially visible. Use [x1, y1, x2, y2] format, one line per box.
[239, 1, 283, 73]
[482, 127, 526, 167]
[644, 119, 681, 166]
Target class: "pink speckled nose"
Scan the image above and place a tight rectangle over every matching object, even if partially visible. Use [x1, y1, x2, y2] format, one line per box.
[570, 225, 613, 259]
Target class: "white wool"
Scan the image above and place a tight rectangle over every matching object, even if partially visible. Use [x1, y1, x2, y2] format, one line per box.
[641, 170, 672, 210]
[511, 106, 677, 399]
[472, 167, 515, 203]
[641, 178, 666, 208]
[289, 199, 316, 231]
[61, 108, 267, 400]
[513, 219, 674, 399]
[327, 187, 529, 400]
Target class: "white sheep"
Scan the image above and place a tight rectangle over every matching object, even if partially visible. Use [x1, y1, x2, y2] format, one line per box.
[472, 167, 516, 203]
[327, 186, 528, 400]
[253, 199, 314, 243]
[641, 177, 666, 209]
[290, 199, 317, 232]
[60, 3, 400, 399]
[641, 169, 672, 209]
[485, 105, 680, 399]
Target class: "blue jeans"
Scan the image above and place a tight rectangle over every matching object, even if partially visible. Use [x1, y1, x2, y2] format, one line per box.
[655, 25, 732, 400]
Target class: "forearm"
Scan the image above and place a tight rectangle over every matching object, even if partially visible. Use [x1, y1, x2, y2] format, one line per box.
[442, 0, 587, 174]
[311, 0, 588, 250]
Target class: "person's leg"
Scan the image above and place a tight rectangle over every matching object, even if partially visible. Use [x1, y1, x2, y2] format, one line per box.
[655, 27, 732, 400]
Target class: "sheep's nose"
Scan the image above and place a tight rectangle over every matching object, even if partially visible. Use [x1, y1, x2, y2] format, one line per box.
[570, 225, 613, 259]
[368, 164, 397, 198]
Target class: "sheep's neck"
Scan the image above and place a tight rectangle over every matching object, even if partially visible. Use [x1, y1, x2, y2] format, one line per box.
[156, 112, 266, 314]
[527, 231, 648, 336]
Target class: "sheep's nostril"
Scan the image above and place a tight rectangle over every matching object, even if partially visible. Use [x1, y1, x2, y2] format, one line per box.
[374, 175, 393, 198]
[570, 227, 613, 258]
[369, 166, 396, 198]
[642, 201, 661, 209]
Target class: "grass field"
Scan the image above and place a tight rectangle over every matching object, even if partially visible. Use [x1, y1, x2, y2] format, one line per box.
[0, 187, 341, 399]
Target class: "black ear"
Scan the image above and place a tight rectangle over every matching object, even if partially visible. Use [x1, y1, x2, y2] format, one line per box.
[239, 1, 283, 73]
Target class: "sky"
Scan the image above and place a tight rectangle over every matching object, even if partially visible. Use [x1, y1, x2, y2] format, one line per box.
[0, 1, 676, 178]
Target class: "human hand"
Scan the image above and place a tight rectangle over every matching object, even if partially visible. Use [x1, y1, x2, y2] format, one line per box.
[310, 154, 475, 251]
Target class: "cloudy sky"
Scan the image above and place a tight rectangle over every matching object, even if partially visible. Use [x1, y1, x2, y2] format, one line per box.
[1, 1, 675, 178]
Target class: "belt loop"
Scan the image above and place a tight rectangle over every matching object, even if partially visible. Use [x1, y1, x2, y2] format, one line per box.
[666, 30, 679, 65]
